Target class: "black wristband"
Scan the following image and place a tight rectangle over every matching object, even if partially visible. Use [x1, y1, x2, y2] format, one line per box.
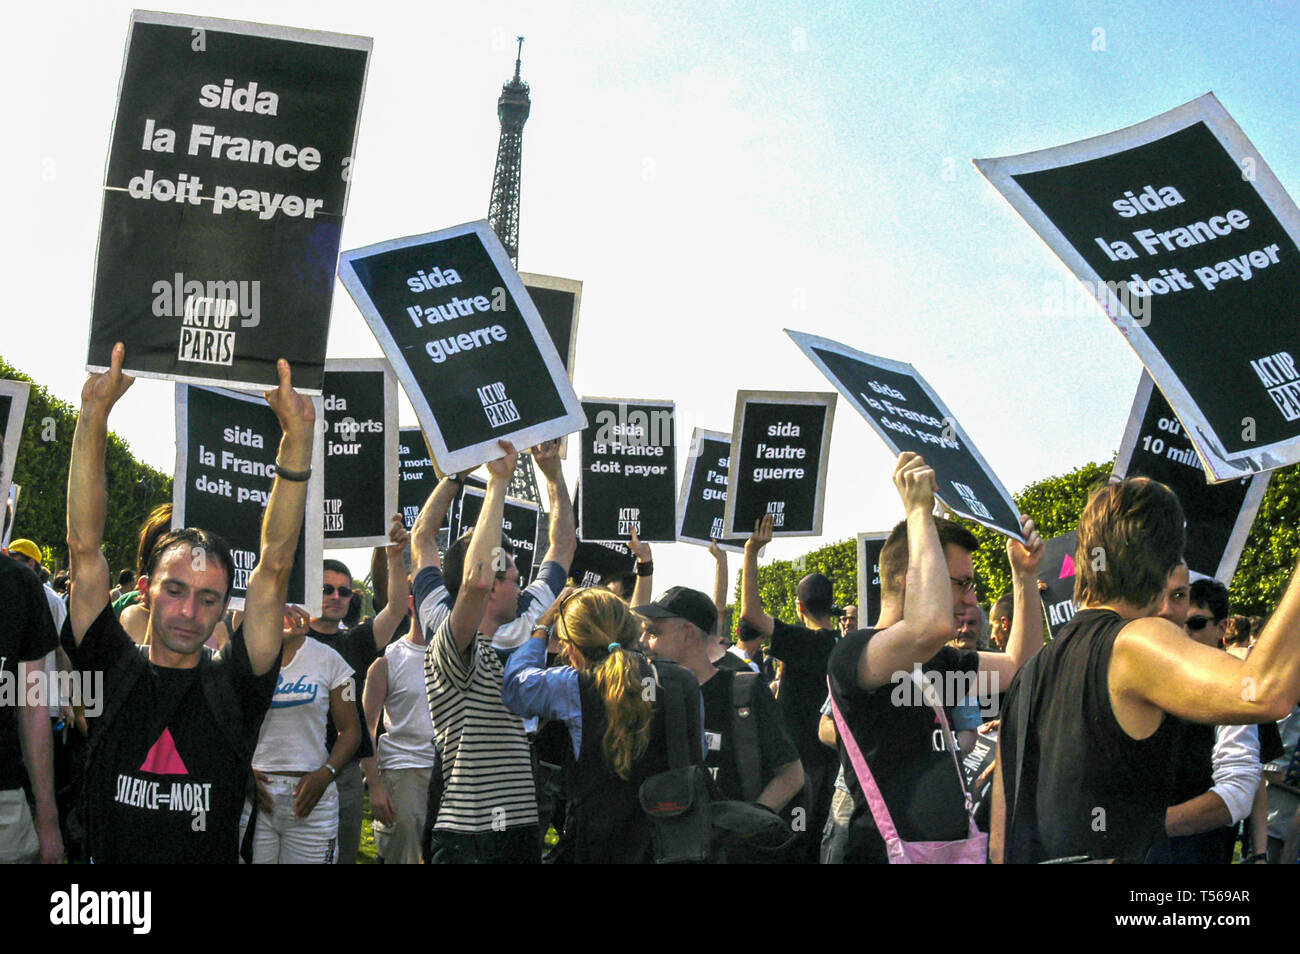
[636, 560, 654, 577]
[275, 462, 311, 482]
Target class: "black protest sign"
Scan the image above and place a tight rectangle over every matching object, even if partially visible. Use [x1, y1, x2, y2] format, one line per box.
[0, 380, 30, 517]
[174, 385, 324, 613]
[723, 391, 835, 539]
[578, 398, 677, 543]
[976, 94, 1300, 482]
[569, 540, 636, 589]
[454, 486, 541, 582]
[789, 330, 1024, 540]
[338, 221, 587, 473]
[519, 273, 581, 378]
[677, 428, 745, 551]
[1037, 530, 1079, 640]
[397, 427, 438, 531]
[1115, 373, 1268, 583]
[322, 360, 398, 548]
[88, 12, 370, 393]
[855, 532, 889, 629]
[1, 485, 18, 550]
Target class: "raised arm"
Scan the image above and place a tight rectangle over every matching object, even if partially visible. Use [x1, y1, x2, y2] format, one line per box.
[740, 515, 776, 638]
[531, 439, 576, 571]
[856, 453, 953, 690]
[979, 516, 1044, 685]
[410, 464, 470, 572]
[448, 441, 517, 653]
[628, 528, 653, 608]
[710, 540, 728, 639]
[66, 342, 134, 641]
[242, 360, 316, 676]
[370, 515, 410, 649]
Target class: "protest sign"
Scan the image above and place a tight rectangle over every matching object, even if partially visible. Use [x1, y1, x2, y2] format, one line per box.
[569, 540, 637, 589]
[322, 360, 398, 548]
[578, 398, 677, 543]
[454, 485, 541, 582]
[677, 428, 745, 551]
[723, 391, 835, 539]
[976, 93, 1300, 482]
[788, 330, 1024, 540]
[1037, 529, 1079, 640]
[88, 12, 370, 393]
[338, 221, 587, 473]
[174, 385, 325, 613]
[1115, 372, 1268, 583]
[397, 427, 438, 531]
[855, 532, 889, 629]
[519, 273, 581, 378]
[0, 380, 30, 519]
[2, 486, 20, 550]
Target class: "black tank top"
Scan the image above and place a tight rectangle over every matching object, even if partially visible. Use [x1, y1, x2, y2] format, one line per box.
[1003, 609, 1177, 863]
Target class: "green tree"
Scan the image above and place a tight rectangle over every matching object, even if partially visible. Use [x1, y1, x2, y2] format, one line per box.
[733, 537, 857, 629]
[2, 356, 172, 574]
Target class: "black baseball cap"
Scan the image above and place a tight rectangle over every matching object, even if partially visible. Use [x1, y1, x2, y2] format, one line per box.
[634, 586, 718, 635]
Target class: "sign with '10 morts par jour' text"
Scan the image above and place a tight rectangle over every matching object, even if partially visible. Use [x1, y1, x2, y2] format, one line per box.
[88, 12, 370, 394]
[454, 486, 541, 583]
[976, 93, 1300, 483]
[677, 428, 745, 551]
[338, 221, 587, 475]
[723, 391, 836, 539]
[397, 427, 438, 531]
[174, 385, 325, 613]
[788, 330, 1025, 541]
[578, 398, 678, 543]
[321, 360, 399, 549]
[1115, 372, 1268, 584]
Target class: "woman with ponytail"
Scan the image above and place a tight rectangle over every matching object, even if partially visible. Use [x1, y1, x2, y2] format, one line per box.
[502, 586, 689, 863]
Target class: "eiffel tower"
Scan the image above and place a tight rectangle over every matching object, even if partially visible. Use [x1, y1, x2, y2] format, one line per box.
[488, 36, 541, 503]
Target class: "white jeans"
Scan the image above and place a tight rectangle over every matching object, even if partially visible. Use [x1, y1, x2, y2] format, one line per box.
[240, 775, 338, 864]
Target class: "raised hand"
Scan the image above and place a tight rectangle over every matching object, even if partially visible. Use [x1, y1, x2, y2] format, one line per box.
[484, 439, 518, 482]
[528, 438, 564, 481]
[749, 513, 774, 551]
[387, 513, 410, 552]
[708, 539, 725, 562]
[264, 359, 315, 444]
[893, 452, 935, 517]
[81, 341, 135, 413]
[1007, 515, 1045, 579]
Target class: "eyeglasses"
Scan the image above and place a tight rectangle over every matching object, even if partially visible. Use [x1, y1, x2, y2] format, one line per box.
[949, 576, 976, 595]
[323, 584, 353, 598]
[1186, 616, 1216, 632]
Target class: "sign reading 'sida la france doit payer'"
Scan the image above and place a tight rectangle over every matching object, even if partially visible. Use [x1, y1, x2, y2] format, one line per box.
[174, 385, 325, 614]
[339, 222, 587, 474]
[321, 360, 398, 548]
[578, 398, 677, 543]
[788, 330, 1025, 541]
[976, 94, 1300, 482]
[88, 12, 370, 394]
[723, 391, 835, 539]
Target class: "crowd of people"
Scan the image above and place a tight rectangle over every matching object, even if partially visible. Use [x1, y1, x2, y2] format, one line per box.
[2, 342, 1299, 864]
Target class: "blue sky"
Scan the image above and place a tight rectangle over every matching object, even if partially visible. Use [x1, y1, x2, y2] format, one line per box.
[6, 0, 1300, 593]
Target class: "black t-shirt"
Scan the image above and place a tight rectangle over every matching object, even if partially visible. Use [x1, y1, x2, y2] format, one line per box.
[828, 629, 979, 863]
[0, 554, 59, 790]
[66, 604, 278, 863]
[768, 618, 838, 765]
[999, 609, 1177, 864]
[312, 617, 402, 761]
[700, 668, 798, 802]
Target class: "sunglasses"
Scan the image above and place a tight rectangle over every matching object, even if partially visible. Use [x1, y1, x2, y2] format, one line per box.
[1186, 616, 1216, 631]
[323, 584, 353, 598]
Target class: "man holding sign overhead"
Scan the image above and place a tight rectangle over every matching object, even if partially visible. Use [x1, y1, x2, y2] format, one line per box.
[826, 452, 1044, 864]
[65, 344, 317, 864]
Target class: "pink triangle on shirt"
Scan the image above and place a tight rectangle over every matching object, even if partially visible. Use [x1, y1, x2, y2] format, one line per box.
[1059, 553, 1076, 579]
[139, 727, 189, 775]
